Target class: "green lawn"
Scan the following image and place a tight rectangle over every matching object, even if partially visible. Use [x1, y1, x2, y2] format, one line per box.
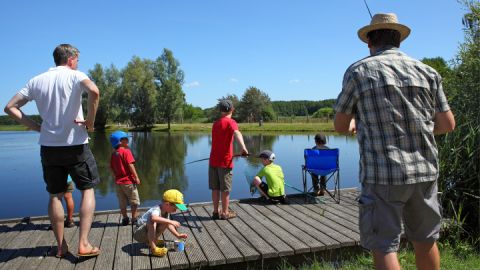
[0, 125, 30, 131]
[280, 242, 480, 270]
[1, 122, 336, 133]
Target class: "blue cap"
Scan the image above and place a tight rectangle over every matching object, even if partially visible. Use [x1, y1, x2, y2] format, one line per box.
[110, 130, 129, 148]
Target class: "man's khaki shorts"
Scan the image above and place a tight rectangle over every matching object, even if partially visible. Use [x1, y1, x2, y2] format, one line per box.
[208, 166, 233, 192]
[116, 184, 140, 209]
[358, 181, 441, 253]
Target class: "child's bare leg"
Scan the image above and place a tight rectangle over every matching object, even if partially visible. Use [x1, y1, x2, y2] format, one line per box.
[120, 207, 128, 218]
[221, 191, 230, 216]
[64, 192, 74, 221]
[212, 190, 220, 214]
[131, 205, 138, 219]
[147, 222, 167, 251]
[253, 177, 268, 198]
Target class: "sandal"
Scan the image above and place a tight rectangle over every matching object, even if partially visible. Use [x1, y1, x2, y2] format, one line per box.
[220, 210, 237, 220]
[64, 219, 75, 228]
[121, 217, 130, 226]
[211, 212, 220, 220]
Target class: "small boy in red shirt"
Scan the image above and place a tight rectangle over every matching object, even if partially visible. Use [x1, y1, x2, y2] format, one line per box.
[110, 131, 141, 225]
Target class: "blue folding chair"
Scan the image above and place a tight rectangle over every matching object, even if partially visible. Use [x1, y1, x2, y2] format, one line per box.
[302, 148, 340, 203]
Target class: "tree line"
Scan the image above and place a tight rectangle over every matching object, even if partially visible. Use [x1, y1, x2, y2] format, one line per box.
[86, 48, 337, 129]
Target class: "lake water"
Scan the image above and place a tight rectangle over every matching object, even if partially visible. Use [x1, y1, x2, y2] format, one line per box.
[0, 131, 360, 219]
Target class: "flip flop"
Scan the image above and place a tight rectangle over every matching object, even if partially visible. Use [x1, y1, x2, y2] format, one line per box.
[77, 246, 100, 257]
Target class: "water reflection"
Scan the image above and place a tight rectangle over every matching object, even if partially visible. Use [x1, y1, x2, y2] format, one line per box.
[0, 131, 360, 219]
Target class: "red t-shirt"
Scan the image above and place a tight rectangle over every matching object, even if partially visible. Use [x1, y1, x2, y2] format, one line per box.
[209, 116, 238, 168]
[110, 147, 136, 185]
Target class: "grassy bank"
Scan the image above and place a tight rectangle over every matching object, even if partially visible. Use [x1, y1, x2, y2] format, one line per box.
[0, 125, 30, 131]
[146, 122, 334, 133]
[0, 122, 335, 133]
[280, 242, 479, 270]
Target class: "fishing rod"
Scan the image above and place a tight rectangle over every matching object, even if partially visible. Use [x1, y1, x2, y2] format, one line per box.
[284, 181, 324, 202]
[363, 0, 373, 19]
[184, 153, 250, 165]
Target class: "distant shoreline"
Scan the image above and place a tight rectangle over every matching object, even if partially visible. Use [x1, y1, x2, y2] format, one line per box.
[0, 122, 336, 133]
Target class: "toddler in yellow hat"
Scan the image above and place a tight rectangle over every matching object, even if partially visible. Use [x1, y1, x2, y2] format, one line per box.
[133, 189, 188, 256]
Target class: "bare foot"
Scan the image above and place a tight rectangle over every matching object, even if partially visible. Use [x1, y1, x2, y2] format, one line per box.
[77, 244, 100, 257]
[53, 239, 69, 258]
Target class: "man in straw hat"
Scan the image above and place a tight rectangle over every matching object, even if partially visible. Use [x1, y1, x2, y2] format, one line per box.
[334, 13, 455, 270]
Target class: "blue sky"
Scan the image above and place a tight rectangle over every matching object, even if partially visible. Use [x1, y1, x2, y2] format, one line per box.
[0, 0, 466, 115]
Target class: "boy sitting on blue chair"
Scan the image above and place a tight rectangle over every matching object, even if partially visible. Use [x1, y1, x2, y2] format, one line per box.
[251, 150, 288, 204]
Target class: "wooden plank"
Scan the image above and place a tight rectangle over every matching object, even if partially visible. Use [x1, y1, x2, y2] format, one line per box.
[180, 207, 226, 267]
[114, 215, 133, 270]
[0, 222, 27, 250]
[290, 198, 359, 234]
[209, 204, 277, 260]
[247, 202, 324, 253]
[286, 199, 359, 245]
[231, 203, 294, 256]
[290, 197, 359, 234]
[55, 218, 81, 270]
[0, 221, 37, 269]
[162, 213, 189, 270]
[174, 211, 208, 269]
[37, 218, 78, 270]
[131, 211, 152, 270]
[259, 203, 341, 249]
[203, 205, 261, 261]
[93, 214, 120, 270]
[190, 206, 244, 264]
[74, 214, 107, 270]
[277, 202, 353, 246]
[16, 220, 56, 270]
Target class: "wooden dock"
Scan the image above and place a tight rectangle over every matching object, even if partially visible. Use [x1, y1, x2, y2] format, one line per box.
[0, 189, 362, 269]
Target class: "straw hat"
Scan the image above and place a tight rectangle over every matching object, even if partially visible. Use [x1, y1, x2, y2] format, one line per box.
[358, 13, 411, 43]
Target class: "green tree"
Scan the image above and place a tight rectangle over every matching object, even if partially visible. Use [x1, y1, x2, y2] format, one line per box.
[238, 87, 275, 122]
[153, 49, 185, 130]
[121, 56, 157, 129]
[421, 57, 453, 86]
[437, 0, 480, 242]
[104, 65, 122, 124]
[183, 103, 205, 122]
[88, 63, 120, 130]
[208, 94, 240, 122]
[312, 107, 334, 120]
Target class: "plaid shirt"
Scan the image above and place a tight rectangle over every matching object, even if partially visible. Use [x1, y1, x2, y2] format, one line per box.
[335, 47, 451, 185]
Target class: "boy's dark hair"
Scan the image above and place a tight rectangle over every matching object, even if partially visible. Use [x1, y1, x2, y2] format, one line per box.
[53, 44, 79, 66]
[314, 133, 327, 145]
[367, 29, 401, 48]
[218, 99, 233, 113]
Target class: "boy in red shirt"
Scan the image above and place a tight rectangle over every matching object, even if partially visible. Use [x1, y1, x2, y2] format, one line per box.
[209, 100, 248, 220]
[110, 131, 141, 225]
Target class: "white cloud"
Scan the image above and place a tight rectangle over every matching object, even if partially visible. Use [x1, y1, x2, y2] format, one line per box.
[229, 78, 239, 83]
[289, 79, 300, 84]
[185, 81, 200, 88]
